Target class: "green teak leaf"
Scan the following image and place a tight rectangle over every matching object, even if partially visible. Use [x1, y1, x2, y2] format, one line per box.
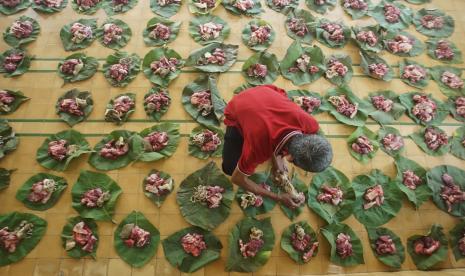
[321, 222, 364, 266]
[241, 19, 275, 52]
[413, 8, 454, 38]
[185, 43, 238, 73]
[163, 226, 222, 273]
[182, 74, 226, 127]
[426, 165, 465, 217]
[144, 16, 181, 46]
[226, 217, 275, 272]
[409, 126, 450, 156]
[177, 161, 233, 231]
[307, 166, 355, 224]
[352, 169, 402, 227]
[394, 155, 432, 208]
[88, 130, 141, 171]
[188, 125, 224, 159]
[188, 15, 230, 45]
[280, 221, 319, 264]
[61, 216, 99, 258]
[16, 173, 67, 211]
[450, 126, 465, 160]
[366, 227, 405, 268]
[407, 224, 448, 270]
[60, 18, 97, 51]
[3, 16, 40, 47]
[280, 41, 325, 86]
[103, 51, 141, 87]
[135, 122, 180, 162]
[142, 47, 184, 87]
[242, 51, 279, 86]
[95, 18, 132, 50]
[0, 212, 47, 266]
[71, 170, 122, 222]
[36, 129, 93, 171]
[114, 211, 160, 268]
[57, 53, 99, 83]
[55, 89, 93, 126]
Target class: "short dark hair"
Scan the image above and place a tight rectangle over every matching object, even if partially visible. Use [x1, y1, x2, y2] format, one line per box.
[286, 134, 333, 172]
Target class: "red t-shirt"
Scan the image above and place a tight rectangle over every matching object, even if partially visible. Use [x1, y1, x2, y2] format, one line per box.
[224, 85, 319, 175]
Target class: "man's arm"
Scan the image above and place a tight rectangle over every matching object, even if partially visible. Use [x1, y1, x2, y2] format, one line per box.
[231, 167, 299, 208]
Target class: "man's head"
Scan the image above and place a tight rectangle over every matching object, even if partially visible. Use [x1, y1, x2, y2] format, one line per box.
[286, 134, 333, 173]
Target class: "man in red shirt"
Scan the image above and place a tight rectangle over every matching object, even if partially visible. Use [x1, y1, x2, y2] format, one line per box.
[222, 85, 333, 208]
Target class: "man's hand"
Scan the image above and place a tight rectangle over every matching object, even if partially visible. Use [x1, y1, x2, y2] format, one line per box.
[279, 193, 301, 209]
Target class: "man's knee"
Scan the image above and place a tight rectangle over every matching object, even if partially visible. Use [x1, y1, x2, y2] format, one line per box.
[222, 162, 234, 176]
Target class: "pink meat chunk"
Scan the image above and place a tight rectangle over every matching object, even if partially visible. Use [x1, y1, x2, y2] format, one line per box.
[375, 235, 397, 255]
[80, 188, 110, 208]
[60, 59, 83, 76]
[382, 133, 404, 151]
[420, 15, 444, 29]
[102, 23, 123, 45]
[384, 3, 401, 23]
[351, 135, 374, 155]
[190, 90, 213, 116]
[402, 170, 422, 190]
[455, 97, 465, 118]
[145, 173, 172, 196]
[287, 18, 308, 37]
[143, 131, 169, 151]
[441, 71, 463, 89]
[72, 221, 97, 252]
[2, 52, 24, 73]
[248, 24, 272, 45]
[368, 63, 389, 79]
[424, 127, 448, 151]
[343, 0, 367, 10]
[363, 184, 384, 210]
[317, 185, 343, 205]
[48, 139, 68, 161]
[371, 95, 393, 112]
[386, 35, 413, 54]
[150, 23, 171, 41]
[9, 20, 33, 39]
[328, 95, 358, 118]
[413, 236, 440, 256]
[150, 57, 179, 77]
[412, 94, 437, 123]
[197, 48, 226, 66]
[59, 98, 84, 116]
[440, 173, 465, 213]
[402, 64, 427, 83]
[293, 96, 321, 114]
[356, 30, 378, 46]
[321, 23, 345, 42]
[434, 40, 455, 60]
[109, 62, 129, 82]
[145, 91, 170, 113]
[99, 138, 129, 159]
[336, 233, 353, 258]
[233, 0, 254, 11]
[247, 63, 267, 79]
[181, 233, 207, 257]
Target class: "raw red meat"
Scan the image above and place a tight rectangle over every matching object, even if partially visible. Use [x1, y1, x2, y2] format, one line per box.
[336, 233, 353, 258]
[145, 173, 172, 196]
[351, 136, 374, 155]
[413, 236, 440, 255]
[375, 235, 397, 255]
[384, 3, 401, 23]
[181, 233, 207, 257]
[412, 94, 437, 123]
[145, 91, 170, 112]
[191, 129, 221, 152]
[424, 127, 448, 151]
[356, 30, 378, 46]
[99, 137, 129, 159]
[247, 63, 267, 79]
[80, 188, 110, 208]
[317, 185, 343, 205]
[440, 173, 465, 213]
[143, 131, 169, 151]
[9, 20, 33, 38]
[151, 57, 179, 77]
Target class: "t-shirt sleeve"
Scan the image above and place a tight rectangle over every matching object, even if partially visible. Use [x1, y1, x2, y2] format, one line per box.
[302, 113, 320, 134]
[263, 84, 288, 98]
[237, 143, 259, 176]
[223, 101, 236, 127]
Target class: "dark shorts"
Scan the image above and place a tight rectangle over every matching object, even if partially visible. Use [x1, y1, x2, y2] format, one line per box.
[221, 126, 243, 176]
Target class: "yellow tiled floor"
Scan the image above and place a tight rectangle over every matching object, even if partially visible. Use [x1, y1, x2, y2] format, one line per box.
[0, 0, 464, 275]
